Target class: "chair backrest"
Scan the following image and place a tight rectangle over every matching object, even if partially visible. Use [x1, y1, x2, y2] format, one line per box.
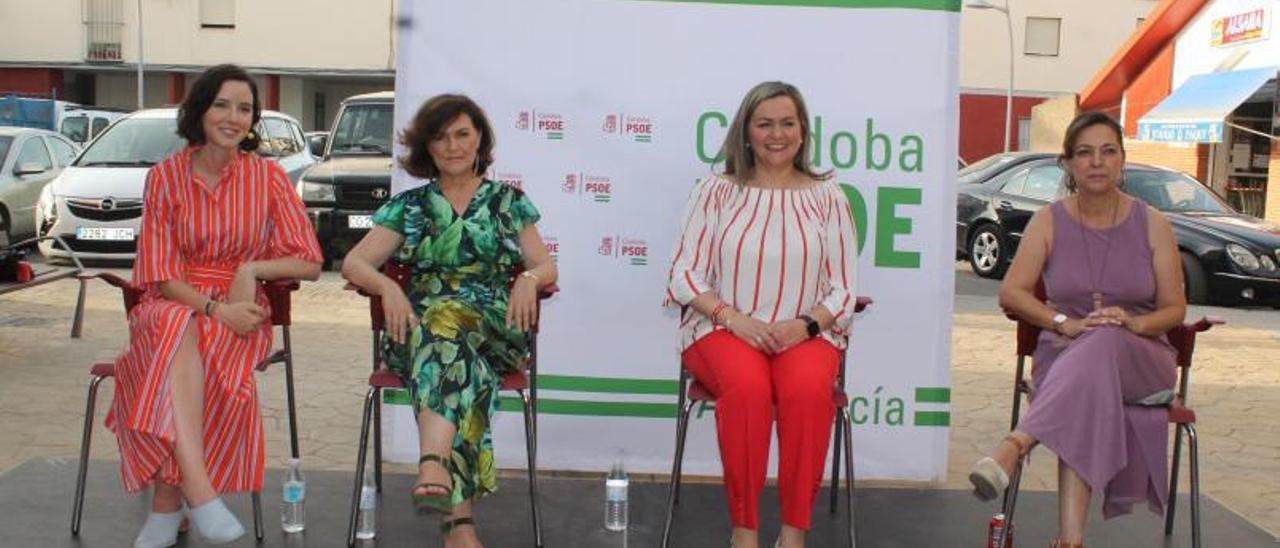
[1004, 278, 1223, 397]
[95, 272, 294, 326]
[362, 259, 557, 333]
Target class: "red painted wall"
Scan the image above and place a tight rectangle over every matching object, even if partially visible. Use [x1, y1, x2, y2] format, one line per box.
[0, 68, 65, 97]
[959, 93, 1047, 164]
[1122, 40, 1176, 138]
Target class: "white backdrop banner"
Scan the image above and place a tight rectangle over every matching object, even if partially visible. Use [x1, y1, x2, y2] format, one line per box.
[393, 0, 960, 481]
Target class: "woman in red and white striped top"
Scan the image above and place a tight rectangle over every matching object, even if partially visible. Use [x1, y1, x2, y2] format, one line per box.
[109, 65, 322, 548]
[666, 81, 859, 548]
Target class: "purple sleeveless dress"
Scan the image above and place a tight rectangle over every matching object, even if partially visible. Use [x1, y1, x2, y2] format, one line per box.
[1017, 199, 1178, 519]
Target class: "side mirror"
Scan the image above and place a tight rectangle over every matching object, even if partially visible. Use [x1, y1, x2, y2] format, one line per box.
[307, 134, 328, 157]
[15, 163, 47, 176]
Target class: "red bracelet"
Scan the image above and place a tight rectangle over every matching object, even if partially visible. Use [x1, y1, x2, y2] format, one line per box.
[710, 302, 727, 324]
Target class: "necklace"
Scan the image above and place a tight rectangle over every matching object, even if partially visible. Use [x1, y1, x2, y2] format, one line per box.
[1078, 193, 1122, 311]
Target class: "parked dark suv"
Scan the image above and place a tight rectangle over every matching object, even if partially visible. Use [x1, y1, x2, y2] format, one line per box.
[296, 91, 395, 267]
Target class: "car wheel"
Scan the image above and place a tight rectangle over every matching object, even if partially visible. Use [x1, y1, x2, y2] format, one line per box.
[968, 224, 1009, 278]
[1180, 251, 1208, 305]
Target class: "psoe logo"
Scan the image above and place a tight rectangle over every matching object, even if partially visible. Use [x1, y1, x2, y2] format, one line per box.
[515, 109, 565, 140]
[602, 113, 654, 143]
[489, 171, 523, 190]
[599, 235, 648, 266]
[564, 172, 612, 203]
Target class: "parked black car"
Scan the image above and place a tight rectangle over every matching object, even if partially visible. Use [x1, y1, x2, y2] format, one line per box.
[956, 152, 1280, 307]
[296, 91, 394, 268]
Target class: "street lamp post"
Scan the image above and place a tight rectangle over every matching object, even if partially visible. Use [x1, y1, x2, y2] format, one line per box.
[968, 0, 1014, 153]
[136, 0, 144, 109]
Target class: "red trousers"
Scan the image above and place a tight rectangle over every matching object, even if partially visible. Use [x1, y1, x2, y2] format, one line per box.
[682, 329, 840, 530]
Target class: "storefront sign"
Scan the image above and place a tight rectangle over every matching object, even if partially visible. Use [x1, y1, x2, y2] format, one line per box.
[1138, 120, 1224, 143]
[1211, 8, 1268, 47]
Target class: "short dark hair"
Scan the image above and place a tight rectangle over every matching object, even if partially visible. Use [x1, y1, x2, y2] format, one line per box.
[176, 64, 261, 152]
[399, 94, 495, 179]
[1059, 110, 1125, 192]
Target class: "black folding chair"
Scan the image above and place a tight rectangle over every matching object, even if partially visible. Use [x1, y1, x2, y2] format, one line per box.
[70, 274, 304, 543]
[661, 296, 872, 548]
[344, 260, 556, 547]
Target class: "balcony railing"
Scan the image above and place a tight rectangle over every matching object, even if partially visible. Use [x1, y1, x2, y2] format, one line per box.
[83, 0, 124, 63]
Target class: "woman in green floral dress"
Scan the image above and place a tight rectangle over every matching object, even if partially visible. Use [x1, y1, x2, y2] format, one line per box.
[342, 94, 557, 548]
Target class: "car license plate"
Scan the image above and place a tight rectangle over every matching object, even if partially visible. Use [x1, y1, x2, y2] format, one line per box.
[347, 215, 373, 229]
[76, 227, 135, 241]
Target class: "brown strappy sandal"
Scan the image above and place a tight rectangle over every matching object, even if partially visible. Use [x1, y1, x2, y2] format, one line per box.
[411, 453, 454, 514]
[441, 516, 476, 537]
[1049, 541, 1083, 548]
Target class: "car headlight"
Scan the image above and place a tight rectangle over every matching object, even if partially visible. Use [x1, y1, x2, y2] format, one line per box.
[1259, 254, 1277, 273]
[1225, 243, 1261, 271]
[296, 180, 336, 203]
[38, 184, 57, 222]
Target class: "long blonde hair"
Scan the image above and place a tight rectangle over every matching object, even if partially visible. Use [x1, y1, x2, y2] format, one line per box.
[719, 81, 830, 181]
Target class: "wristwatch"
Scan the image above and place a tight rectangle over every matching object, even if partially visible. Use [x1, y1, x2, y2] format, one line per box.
[1051, 312, 1068, 334]
[799, 314, 820, 338]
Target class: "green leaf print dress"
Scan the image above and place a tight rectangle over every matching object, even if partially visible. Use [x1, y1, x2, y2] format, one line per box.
[371, 179, 541, 505]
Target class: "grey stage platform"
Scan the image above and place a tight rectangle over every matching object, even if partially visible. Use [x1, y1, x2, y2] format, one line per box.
[2, 457, 1275, 547]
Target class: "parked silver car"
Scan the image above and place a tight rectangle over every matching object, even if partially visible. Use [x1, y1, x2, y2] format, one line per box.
[0, 127, 79, 247]
[35, 108, 316, 262]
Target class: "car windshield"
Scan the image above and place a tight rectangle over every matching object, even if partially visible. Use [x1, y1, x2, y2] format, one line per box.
[958, 154, 1022, 185]
[75, 117, 182, 167]
[1124, 169, 1232, 214]
[329, 103, 393, 155]
[0, 136, 11, 164]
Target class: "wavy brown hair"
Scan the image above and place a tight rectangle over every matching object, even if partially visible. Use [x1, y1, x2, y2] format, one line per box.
[399, 94, 495, 180]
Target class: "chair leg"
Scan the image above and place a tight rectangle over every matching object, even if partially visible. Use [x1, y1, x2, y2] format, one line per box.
[519, 389, 544, 548]
[1165, 423, 1185, 535]
[282, 326, 300, 459]
[997, 456, 1025, 548]
[252, 491, 264, 542]
[71, 374, 107, 535]
[829, 415, 842, 515]
[842, 408, 857, 548]
[71, 276, 88, 338]
[660, 398, 696, 548]
[348, 386, 377, 547]
[1185, 423, 1201, 548]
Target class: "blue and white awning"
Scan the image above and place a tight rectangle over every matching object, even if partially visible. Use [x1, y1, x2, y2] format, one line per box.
[1137, 66, 1277, 143]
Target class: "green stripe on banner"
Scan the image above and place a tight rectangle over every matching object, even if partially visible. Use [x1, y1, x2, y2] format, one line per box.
[536, 374, 679, 395]
[499, 396, 676, 418]
[623, 0, 960, 12]
[914, 387, 951, 403]
[914, 411, 950, 426]
[382, 388, 411, 406]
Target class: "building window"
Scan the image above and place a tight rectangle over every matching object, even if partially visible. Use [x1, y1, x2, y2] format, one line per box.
[84, 0, 124, 62]
[1017, 117, 1031, 151]
[1024, 17, 1061, 56]
[200, 0, 236, 29]
[1136, 17, 1146, 28]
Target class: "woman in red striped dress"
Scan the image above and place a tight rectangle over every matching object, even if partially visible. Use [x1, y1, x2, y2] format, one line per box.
[107, 64, 322, 548]
[666, 81, 860, 548]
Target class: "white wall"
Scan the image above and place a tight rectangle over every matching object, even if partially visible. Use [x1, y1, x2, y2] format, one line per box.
[0, 0, 82, 61]
[1172, 0, 1277, 86]
[960, 0, 1159, 94]
[0, 0, 397, 71]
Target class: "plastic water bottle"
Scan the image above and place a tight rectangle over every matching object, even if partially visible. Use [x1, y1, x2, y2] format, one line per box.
[281, 458, 306, 533]
[604, 460, 629, 532]
[355, 465, 377, 540]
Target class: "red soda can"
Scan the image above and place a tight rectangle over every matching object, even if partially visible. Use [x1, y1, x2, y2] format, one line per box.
[987, 513, 1013, 547]
[15, 261, 32, 282]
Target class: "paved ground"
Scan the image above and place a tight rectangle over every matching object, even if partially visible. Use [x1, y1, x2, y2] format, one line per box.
[1, 260, 1276, 538]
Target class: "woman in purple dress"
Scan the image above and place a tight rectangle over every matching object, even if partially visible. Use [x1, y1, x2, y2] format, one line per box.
[968, 111, 1186, 548]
